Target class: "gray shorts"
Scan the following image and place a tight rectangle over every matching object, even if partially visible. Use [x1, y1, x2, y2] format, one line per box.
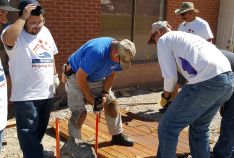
[65, 74, 122, 135]
[65, 74, 116, 112]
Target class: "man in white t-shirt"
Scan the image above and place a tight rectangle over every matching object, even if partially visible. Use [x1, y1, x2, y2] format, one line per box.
[0, 0, 19, 154]
[147, 21, 234, 158]
[157, 2, 216, 114]
[175, 2, 213, 42]
[1, 0, 59, 157]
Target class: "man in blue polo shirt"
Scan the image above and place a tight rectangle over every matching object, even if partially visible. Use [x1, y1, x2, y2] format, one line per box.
[64, 37, 136, 146]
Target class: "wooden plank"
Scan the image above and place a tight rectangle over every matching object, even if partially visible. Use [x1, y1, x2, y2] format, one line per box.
[49, 110, 191, 158]
[88, 111, 189, 154]
[85, 122, 152, 157]
[87, 113, 156, 155]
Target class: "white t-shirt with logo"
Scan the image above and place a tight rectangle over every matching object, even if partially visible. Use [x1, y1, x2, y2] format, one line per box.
[157, 31, 231, 92]
[1, 26, 58, 101]
[178, 17, 214, 40]
[0, 59, 7, 130]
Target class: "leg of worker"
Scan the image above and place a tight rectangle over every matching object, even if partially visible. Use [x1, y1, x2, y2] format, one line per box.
[37, 99, 52, 143]
[189, 101, 221, 158]
[213, 93, 234, 158]
[0, 129, 3, 153]
[89, 81, 123, 135]
[157, 72, 234, 158]
[66, 74, 87, 139]
[14, 100, 44, 158]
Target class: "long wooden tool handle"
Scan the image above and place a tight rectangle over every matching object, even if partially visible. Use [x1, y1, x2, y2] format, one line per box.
[56, 118, 60, 158]
[95, 113, 99, 154]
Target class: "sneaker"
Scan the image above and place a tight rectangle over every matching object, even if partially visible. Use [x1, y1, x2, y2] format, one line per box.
[43, 150, 54, 158]
[111, 133, 134, 146]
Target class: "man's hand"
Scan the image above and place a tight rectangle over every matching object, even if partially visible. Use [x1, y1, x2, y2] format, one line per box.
[53, 74, 60, 94]
[21, 4, 37, 20]
[93, 96, 103, 112]
[0, 11, 8, 25]
[160, 92, 172, 107]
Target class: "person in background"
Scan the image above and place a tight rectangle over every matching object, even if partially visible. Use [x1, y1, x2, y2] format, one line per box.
[1, 0, 59, 157]
[159, 2, 215, 113]
[148, 21, 234, 158]
[64, 37, 135, 146]
[175, 1, 213, 42]
[0, 0, 19, 154]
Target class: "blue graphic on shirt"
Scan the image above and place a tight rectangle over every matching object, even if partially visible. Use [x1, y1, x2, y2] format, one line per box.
[37, 52, 51, 58]
[179, 57, 197, 76]
[32, 39, 54, 64]
[0, 74, 5, 82]
[32, 52, 53, 63]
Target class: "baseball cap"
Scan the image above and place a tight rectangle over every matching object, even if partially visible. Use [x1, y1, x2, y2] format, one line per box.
[147, 21, 168, 44]
[0, 0, 19, 11]
[117, 39, 136, 70]
[18, 0, 44, 16]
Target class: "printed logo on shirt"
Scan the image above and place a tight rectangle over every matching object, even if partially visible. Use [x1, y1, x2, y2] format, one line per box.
[188, 29, 194, 34]
[111, 65, 117, 70]
[0, 74, 5, 82]
[179, 57, 197, 77]
[0, 67, 5, 82]
[0, 67, 6, 88]
[31, 39, 54, 68]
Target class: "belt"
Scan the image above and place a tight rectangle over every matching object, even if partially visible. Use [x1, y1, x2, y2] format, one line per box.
[64, 63, 75, 77]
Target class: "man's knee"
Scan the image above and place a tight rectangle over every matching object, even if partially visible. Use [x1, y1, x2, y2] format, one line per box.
[104, 100, 119, 118]
[70, 110, 87, 129]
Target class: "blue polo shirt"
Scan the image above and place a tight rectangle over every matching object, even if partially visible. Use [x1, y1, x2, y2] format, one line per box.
[68, 37, 121, 82]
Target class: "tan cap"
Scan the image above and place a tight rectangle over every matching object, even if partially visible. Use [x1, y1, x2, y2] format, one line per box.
[117, 39, 136, 70]
[147, 21, 168, 44]
[175, 2, 199, 14]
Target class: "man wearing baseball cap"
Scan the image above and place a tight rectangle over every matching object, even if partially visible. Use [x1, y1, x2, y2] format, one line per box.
[0, 0, 19, 155]
[148, 21, 234, 157]
[64, 37, 135, 146]
[1, 0, 59, 157]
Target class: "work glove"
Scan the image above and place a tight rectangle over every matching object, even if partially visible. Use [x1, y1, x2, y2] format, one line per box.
[53, 74, 60, 94]
[160, 93, 172, 107]
[93, 96, 103, 112]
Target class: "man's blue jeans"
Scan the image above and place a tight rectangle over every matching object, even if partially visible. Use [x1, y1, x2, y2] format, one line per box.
[0, 129, 3, 154]
[213, 92, 234, 158]
[14, 99, 52, 158]
[157, 72, 234, 158]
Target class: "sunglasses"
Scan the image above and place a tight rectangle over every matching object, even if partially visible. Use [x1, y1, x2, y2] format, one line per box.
[180, 11, 189, 16]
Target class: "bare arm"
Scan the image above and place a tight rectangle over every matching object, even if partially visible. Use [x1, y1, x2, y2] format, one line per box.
[2, 4, 36, 47]
[53, 60, 57, 75]
[103, 71, 116, 93]
[162, 90, 171, 99]
[76, 68, 95, 105]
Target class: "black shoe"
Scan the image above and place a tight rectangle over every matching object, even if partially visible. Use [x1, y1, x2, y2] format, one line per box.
[159, 106, 168, 113]
[111, 133, 134, 146]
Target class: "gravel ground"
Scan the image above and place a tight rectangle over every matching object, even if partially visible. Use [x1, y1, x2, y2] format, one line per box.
[0, 86, 222, 158]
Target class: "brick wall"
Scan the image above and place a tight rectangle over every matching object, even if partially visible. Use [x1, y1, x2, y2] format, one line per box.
[39, 0, 220, 89]
[166, 0, 220, 42]
[39, 0, 101, 74]
[6, 0, 220, 90]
